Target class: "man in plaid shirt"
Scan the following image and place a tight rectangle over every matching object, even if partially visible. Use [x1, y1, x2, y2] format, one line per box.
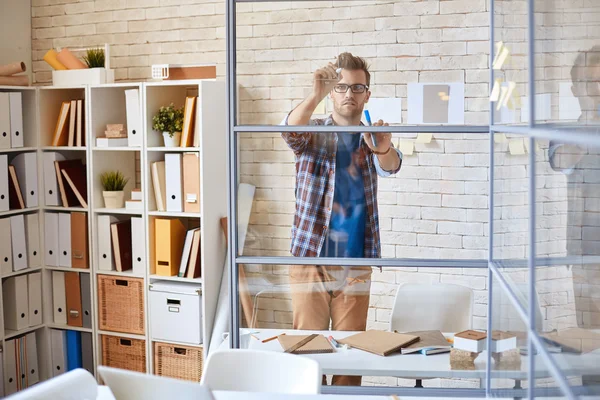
[282, 53, 402, 386]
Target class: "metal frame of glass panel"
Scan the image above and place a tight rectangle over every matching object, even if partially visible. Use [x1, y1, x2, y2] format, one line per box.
[226, 0, 593, 397]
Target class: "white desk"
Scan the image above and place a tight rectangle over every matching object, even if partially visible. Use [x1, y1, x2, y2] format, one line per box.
[219, 329, 600, 381]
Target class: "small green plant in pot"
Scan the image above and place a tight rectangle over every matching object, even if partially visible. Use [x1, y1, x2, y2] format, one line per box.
[82, 48, 105, 68]
[100, 171, 129, 208]
[152, 103, 184, 147]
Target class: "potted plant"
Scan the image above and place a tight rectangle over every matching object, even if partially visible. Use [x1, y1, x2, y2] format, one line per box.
[100, 171, 129, 208]
[82, 48, 105, 68]
[152, 103, 184, 147]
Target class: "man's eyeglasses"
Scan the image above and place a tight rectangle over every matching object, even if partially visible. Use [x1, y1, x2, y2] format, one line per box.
[334, 84, 369, 94]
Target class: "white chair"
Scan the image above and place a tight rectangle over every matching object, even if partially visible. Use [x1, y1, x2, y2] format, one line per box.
[389, 282, 474, 388]
[201, 349, 321, 394]
[7, 368, 98, 400]
[389, 282, 474, 333]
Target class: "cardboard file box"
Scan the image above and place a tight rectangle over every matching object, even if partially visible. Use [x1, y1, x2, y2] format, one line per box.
[149, 281, 202, 344]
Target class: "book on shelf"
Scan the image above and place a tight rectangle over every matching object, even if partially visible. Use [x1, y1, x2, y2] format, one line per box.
[178, 228, 199, 277]
[125, 200, 143, 210]
[151, 161, 166, 212]
[111, 219, 132, 272]
[51, 101, 71, 147]
[54, 159, 84, 208]
[68, 99, 76, 147]
[8, 165, 25, 209]
[76, 99, 84, 147]
[60, 161, 88, 208]
[180, 96, 197, 147]
[186, 229, 201, 279]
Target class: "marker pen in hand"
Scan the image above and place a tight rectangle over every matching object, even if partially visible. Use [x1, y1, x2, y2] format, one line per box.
[364, 109, 377, 147]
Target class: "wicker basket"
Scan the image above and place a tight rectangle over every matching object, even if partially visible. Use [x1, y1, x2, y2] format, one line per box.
[98, 275, 145, 334]
[101, 335, 146, 373]
[154, 342, 203, 382]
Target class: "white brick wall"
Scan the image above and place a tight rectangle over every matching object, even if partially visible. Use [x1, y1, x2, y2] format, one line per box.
[32, 1, 600, 378]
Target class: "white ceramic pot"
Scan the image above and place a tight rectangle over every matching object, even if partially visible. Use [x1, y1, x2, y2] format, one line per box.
[163, 131, 181, 147]
[103, 191, 125, 209]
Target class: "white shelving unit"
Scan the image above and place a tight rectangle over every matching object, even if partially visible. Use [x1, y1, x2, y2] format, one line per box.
[0, 80, 228, 395]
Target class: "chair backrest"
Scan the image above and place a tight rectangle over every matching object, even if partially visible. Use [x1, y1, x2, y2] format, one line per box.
[7, 368, 98, 400]
[389, 283, 474, 333]
[201, 349, 321, 394]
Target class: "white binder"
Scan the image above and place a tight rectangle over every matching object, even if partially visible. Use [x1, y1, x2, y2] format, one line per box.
[2, 275, 29, 331]
[58, 213, 71, 268]
[165, 153, 183, 212]
[131, 217, 145, 275]
[43, 152, 66, 206]
[28, 272, 42, 326]
[8, 92, 23, 148]
[0, 217, 12, 275]
[52, 271, 67, 325]
[4, 339, 17, 395]
[9, 215, 28, 271]
[50, 329, 67, 377]
[25, 213, 41, 268]
[44, 212, 59, 266]
[125, 89, 141, 147]
[0, 92, 10, 149]
[11, 152, 38, 207]
[97, 215, 118, 271]
[0, 154, 9, 211]
[25, 332, 40, 386]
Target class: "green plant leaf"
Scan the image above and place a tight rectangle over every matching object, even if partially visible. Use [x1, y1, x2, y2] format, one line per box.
[152, 102, 184, 135]
[82, 48, 105, 68]
[100, 170, 129, 191]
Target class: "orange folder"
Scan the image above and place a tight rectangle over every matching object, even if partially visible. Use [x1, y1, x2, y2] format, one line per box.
[182, 153, 200, 213]
[70, 212, 88, 269]
[65, 271, 83, 327]
[179, 96, 196, 147]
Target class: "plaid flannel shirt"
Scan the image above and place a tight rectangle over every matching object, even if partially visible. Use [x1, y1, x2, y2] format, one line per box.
[282, 114, 402, 258]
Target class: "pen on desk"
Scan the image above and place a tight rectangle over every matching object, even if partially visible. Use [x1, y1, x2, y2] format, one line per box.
[262, 333, 285, 343]
[364, 110, 377, 147]
[328, 335, 341, 348]
[251, 334, 260, 341]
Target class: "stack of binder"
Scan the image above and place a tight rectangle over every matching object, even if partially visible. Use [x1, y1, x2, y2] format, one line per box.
[44, 212, 88, 269]
[49, 330, 94, 378]
[50, 99, 85, 147]
[97, 216, 145, 274]
[151, 153, 199, 213]
[0, 91, 24, 149]
[0, 153, 38, 211]
[2, 272, 43, 331]
[3, 332, 39, 396]
[51, 271, 92, 329]
[0, 214, 41, 274]
[154, 218, 201, 278]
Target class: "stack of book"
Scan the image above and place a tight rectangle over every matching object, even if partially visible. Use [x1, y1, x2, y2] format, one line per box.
[96, 124, 128, 147]
[52, 100, 85, 147]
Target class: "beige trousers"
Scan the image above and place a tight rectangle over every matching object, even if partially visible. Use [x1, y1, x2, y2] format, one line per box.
[289, 265, 372, 386]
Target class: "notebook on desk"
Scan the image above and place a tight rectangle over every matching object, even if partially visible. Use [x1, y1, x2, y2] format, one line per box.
[400, 330, 451, 355]
[278, 334, 334, 354]
[337, 330, 419, 356]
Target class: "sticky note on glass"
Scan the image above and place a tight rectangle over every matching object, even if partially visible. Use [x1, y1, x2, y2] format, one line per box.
[490, 79, 501, 102]
[494, 133, 507, 143]
[508, 139, 525, 155]
[493, 42, 510, 70]
[415, 133, 433, 143]
[398, 140, 414, 156]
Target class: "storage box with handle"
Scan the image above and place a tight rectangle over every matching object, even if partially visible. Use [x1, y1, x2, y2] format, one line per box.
[101, 335, 146, 373]
[154, 342, 202, 382]
[98, 275, 145, 335]
[149, 281, 202, 344]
